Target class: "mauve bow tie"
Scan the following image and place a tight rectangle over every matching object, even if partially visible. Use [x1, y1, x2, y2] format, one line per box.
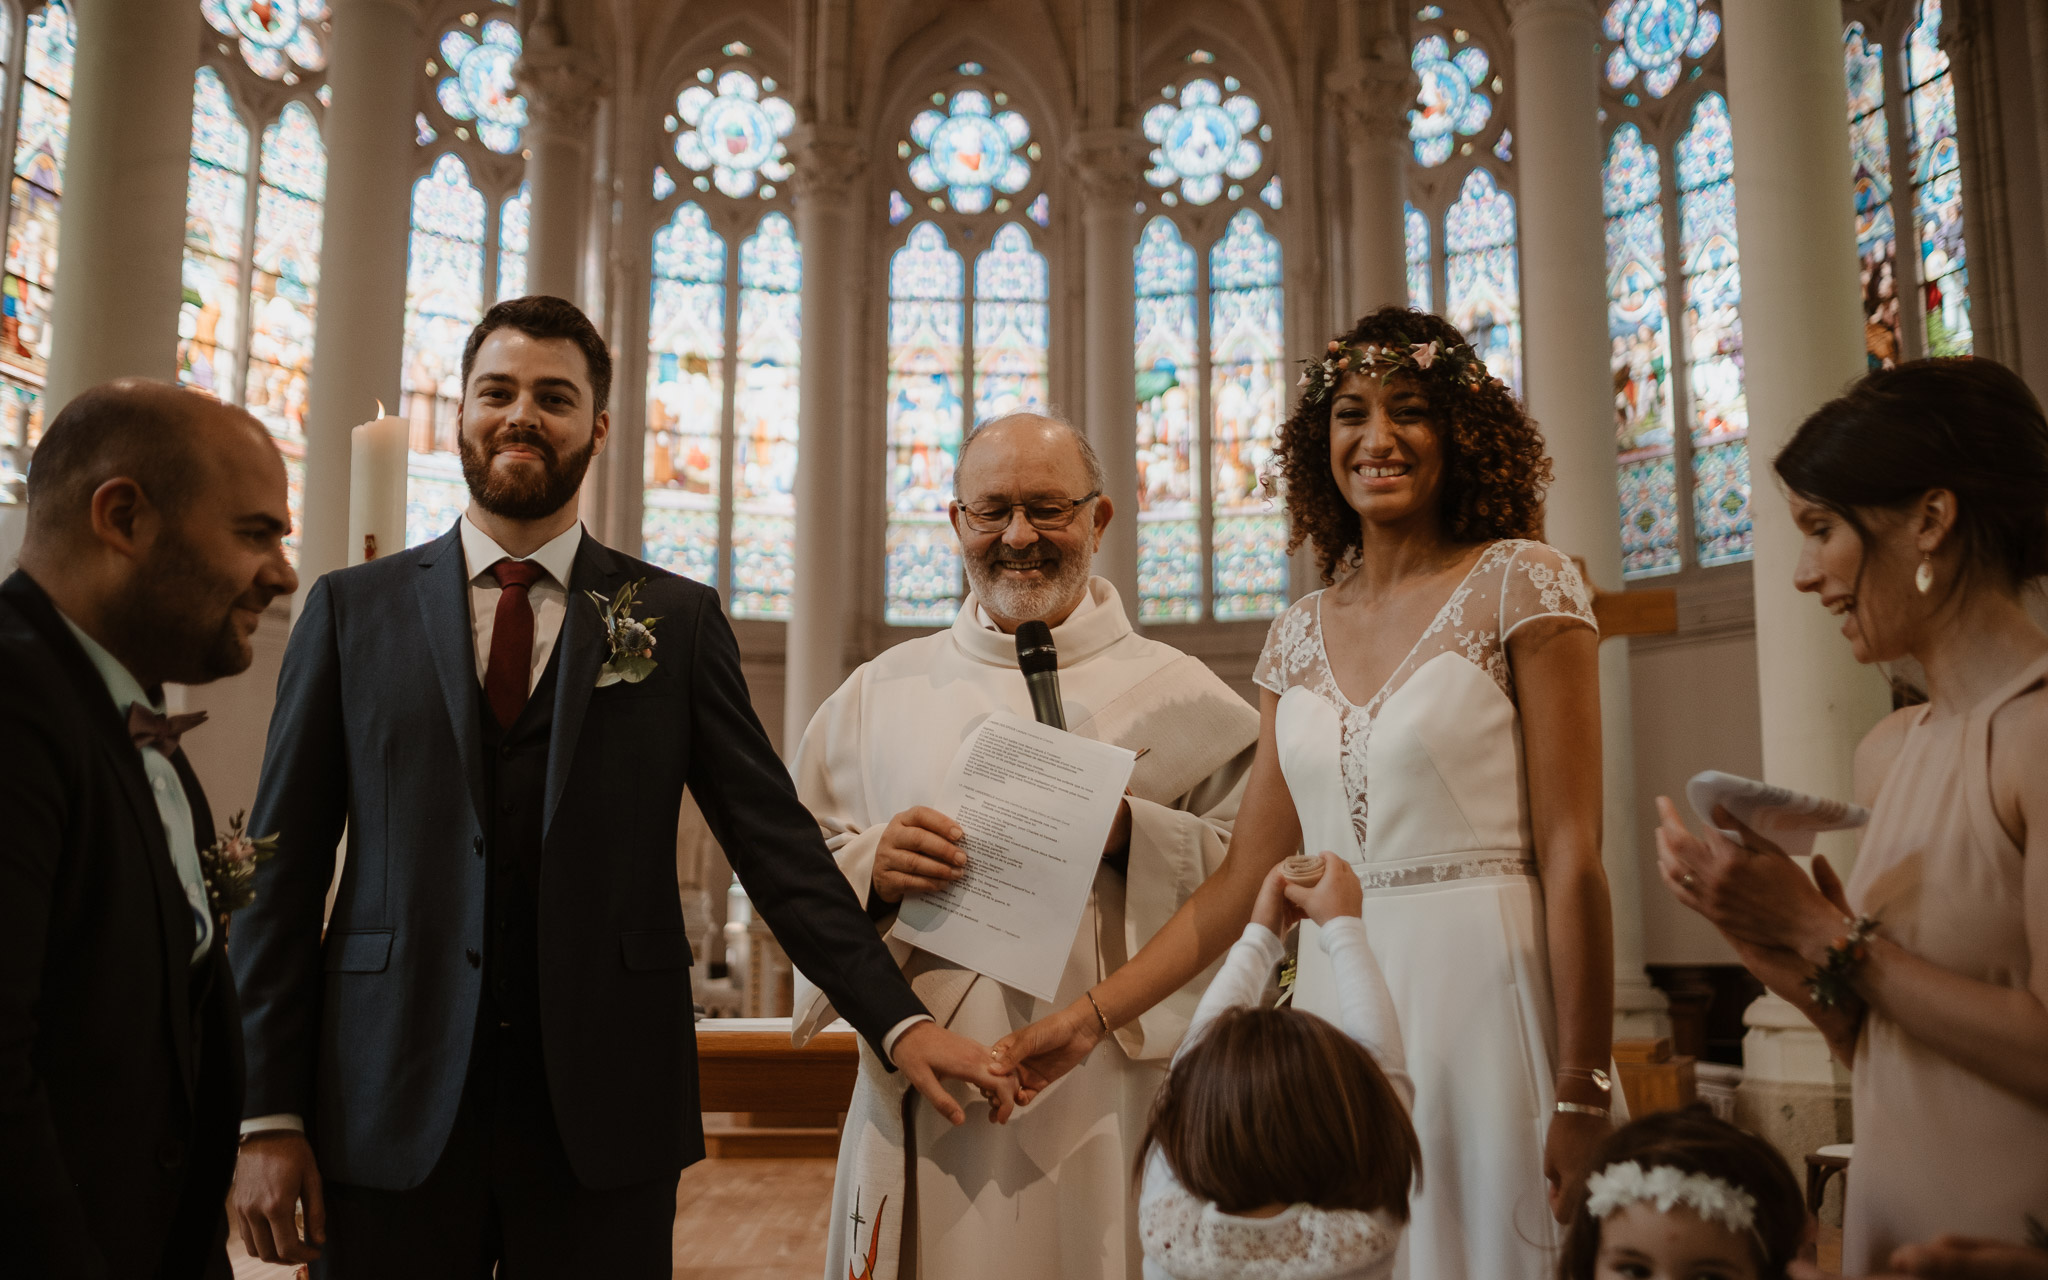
[128, 704, 208, 756]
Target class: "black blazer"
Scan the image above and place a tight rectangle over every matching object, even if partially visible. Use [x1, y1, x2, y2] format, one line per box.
[0, 571, 242, 1280]
[230, 527, 927, 1191]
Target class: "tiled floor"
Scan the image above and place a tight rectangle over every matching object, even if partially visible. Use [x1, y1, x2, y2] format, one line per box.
[228, 1157, 837, 1280]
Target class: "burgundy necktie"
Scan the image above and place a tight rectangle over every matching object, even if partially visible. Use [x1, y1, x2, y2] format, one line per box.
[485, 559, 545, 730]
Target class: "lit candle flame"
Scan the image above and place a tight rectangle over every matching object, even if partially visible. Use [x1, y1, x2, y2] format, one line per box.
[375, 399, 386, 419]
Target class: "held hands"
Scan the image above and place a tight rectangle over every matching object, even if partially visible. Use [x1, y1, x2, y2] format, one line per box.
[891, 1020, 1021, 1124]
[872, 806, 966, 904]
[1654, 796, 1850, 961]
[231, 1130, 325, 1264]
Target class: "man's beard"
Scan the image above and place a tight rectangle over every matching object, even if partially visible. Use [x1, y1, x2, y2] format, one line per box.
[460, 424, 595, 521]
[962, 539, 1094, 623]
[102, 528, 256, 684]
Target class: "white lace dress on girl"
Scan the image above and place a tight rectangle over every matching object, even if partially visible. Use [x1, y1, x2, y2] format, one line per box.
[1139, 916, 1411, 1280]
[1255, 540, 1598, 1280]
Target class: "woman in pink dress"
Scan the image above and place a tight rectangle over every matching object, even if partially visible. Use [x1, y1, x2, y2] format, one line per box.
[1658, 358, 2048, 1271]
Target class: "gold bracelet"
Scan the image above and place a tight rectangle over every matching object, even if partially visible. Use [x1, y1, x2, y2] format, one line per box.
[1084, 989, 1111, 1034]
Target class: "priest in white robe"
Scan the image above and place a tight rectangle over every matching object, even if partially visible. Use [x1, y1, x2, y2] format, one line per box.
[792, 413, 1259, 1280]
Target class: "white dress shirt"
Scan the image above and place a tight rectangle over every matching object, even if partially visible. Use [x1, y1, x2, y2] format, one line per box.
[58, 614, 214, 964]
[458, 516, 584, 689]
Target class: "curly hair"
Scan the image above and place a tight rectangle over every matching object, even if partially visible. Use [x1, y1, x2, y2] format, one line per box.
[1274, 307, 1553, 584]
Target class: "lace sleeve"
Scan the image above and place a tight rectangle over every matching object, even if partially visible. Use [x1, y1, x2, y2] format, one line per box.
[1253, 595, 1317, 695]
[1498, 541, 1598, 643]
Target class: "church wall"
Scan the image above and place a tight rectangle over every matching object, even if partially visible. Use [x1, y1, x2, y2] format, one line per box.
[1988, 0, 2048, 401]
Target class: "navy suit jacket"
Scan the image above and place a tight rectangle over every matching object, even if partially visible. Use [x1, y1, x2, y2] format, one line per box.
[0, 571, 242, 1279]
[229, 527, 926, 1190]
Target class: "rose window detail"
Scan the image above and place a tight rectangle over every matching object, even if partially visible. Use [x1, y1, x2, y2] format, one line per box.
[1142, 77, 1265, 207]
[1409, 35, 1493, 167]
[903, 89, 1033, 215]
[435, 18, 527, 155]
[1602, 0, 1722, 101]
[201, 0, 328, 81]
[673, 70, 794, 200]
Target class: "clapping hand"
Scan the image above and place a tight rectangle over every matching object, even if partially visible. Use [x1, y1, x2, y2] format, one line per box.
[891, 1021, 1021, 1124]
[1655, 796, 1848, 958]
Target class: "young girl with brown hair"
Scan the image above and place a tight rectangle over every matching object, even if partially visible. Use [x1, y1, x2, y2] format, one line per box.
[1136, 854, 1420, 1280]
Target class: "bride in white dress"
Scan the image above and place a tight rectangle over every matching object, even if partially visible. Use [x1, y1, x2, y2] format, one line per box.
[996, 309, 1618, 1280]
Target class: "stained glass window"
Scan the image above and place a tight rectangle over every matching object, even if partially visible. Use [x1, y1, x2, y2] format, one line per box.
[1676, 93, 1749, 566]
[1134, 218, 1199, 622]
[1844, 23, 1899, 371]
[1601, 0, 1720, 101]
[246, 101, 325, 559]
[1905, 0, 1969, 355]
[1209, 210, 1287, 620]
[179, 68, 248, 404]
[1605, 124, 1677, 579]
[0, 0, 75, 500]
[673, 69, 794, 199]
[201, 0, 329, 82]
[884, 222, 967, 624]
[435, 19, 526, 154]
[1142, 77, 1266, 207]
[904, 89, 1034, 216]
[973, 223, 1049, 424]
[401, 154, 486, 546]
[1409, 33, 1493, 167]
[1444, 168, 1521, 395]
[730, 213, 801, 617]
[643, 201, 726, 588]
[1404, 202, 1431, 311]
[496, 182, 529, 300]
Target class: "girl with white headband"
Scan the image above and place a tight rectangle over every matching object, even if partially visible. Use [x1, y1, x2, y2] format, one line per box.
[1557, 1109, 1805, 1280]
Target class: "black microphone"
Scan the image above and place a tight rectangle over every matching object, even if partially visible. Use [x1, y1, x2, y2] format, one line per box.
[1015, 620, 1066, 730]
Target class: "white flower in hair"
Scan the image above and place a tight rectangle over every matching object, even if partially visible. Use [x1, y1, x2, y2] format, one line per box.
[1583, 1161, 1758, 1235]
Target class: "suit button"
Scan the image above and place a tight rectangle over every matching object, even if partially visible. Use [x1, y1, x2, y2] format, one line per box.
[472, 836, 484, 858]
[157, 1139, 184, 1168]
[466, 947, 481, 968]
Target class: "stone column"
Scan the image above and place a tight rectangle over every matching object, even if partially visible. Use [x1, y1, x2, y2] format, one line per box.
[597, 80, 653, 556]
[1331, 52, 1412, 317]
[1723, 0, 1891, 1150]
[1508, 0, 1668, 1039]
[42, 0, 203, 409]
[513, 11, 602, 304]
[295, 0, 420, 589]
[1069, 129, 1147, 621]
[782, 126, 865, 752]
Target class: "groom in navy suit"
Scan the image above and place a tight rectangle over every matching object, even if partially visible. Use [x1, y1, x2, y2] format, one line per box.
[229, 296, 1014, 1275]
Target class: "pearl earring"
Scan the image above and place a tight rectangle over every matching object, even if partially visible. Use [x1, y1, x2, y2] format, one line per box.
[1915, 556, 1934, 594]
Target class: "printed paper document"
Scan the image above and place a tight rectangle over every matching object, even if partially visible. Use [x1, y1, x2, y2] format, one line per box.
[891, 711, 1137, 1001]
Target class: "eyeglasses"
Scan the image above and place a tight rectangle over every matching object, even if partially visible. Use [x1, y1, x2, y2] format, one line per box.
[955, 490, 1102, 533]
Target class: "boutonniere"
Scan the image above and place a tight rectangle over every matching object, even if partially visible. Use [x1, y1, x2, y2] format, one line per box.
[197, 811, 279, 920]
[588, 578, 661, 687]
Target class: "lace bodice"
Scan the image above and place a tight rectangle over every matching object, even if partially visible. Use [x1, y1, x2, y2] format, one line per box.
[1254, 540, 1595, 853]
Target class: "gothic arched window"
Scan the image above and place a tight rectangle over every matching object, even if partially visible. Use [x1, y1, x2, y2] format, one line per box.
[402, 3, 528, 546]
[643, 61, 802, 619]
[1837, 2, 1971, 372]
[1402, 12, 1519, 396]
[1131, 53, 1285, 624]
[882, 64, 1050, 626]
[1599, 2, 1750, 579]
[1676, 92, 1749, 568]
[1444, 169, 1521, 395]
[179, 2, 331, 559]
[0, 0, 77, 504]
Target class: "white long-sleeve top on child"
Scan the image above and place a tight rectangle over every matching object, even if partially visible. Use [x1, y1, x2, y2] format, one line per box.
[1138, 917, 1415, 1280]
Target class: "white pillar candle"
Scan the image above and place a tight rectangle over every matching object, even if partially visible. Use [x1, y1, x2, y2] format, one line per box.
[347, 410, 408, 563]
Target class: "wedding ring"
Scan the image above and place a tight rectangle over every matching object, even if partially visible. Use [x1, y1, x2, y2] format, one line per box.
[1681, 872, 1699, 891]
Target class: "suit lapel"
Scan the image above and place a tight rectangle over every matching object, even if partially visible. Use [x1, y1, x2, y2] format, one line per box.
[544, 532, 621, 837]
[412, 529, 492, 831]
[0, 572, 199, 1098]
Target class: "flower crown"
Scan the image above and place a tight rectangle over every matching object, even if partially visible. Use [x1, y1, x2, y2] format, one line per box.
[1295, 335, 1494, 407]
[1584, 1161, 1759, 1236]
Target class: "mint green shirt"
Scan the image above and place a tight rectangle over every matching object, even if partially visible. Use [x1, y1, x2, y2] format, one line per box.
[59, 615, 214, 963]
